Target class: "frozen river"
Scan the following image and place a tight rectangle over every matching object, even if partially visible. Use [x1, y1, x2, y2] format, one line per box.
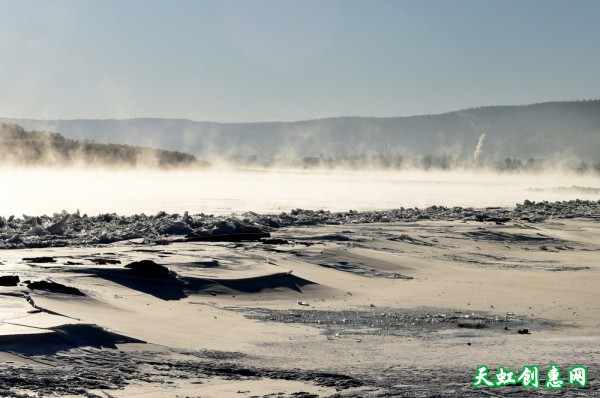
[1, 168, 599, 216]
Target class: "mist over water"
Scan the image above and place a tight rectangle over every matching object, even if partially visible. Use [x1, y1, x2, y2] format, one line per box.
[1, 168, 598, 217]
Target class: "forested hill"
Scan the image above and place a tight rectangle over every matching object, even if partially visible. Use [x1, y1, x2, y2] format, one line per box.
[2, 100, 600, 163]
[0, 123, 199, 168]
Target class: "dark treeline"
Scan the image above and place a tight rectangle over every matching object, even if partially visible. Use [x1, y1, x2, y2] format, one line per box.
[0, 123, 201, 168]
[226, 152, 600, 173]
[4, 120, 597, 173]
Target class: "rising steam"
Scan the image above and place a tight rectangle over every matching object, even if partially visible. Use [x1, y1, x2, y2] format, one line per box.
[473, 133, 486, 160]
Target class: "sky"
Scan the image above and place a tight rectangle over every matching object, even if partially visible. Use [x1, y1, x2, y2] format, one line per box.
[0, 0, 599, 122]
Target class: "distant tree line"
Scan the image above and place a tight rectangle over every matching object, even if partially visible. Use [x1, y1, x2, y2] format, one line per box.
[225, 152, 600, 174]
[0, 123, 202, 168]
[4, 121, 599, 173]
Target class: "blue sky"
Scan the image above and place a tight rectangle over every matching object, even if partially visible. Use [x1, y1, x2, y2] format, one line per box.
[0, 0, 599, 121]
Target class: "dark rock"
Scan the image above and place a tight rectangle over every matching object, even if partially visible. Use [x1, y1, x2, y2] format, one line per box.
[28, 280, 85, 296]
[23, 256, 56, 263]
[89, 258, 121, 265]
[0, 275, 19, 286]
[124, 260, 175, 279]
[261, 238, 289, 244]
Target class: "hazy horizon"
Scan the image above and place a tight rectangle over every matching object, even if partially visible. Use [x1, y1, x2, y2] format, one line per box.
[2, 99, 598, 124]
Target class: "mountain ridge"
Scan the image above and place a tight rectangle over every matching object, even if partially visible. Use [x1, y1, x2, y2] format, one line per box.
[5, 99, 597, 124]
[2, 100, 599, 162]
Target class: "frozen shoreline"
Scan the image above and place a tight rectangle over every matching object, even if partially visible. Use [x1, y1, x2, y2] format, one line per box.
[1, 199, 599, 249]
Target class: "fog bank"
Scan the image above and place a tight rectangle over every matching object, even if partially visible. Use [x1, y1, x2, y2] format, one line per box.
[1, 168, 598, 217]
